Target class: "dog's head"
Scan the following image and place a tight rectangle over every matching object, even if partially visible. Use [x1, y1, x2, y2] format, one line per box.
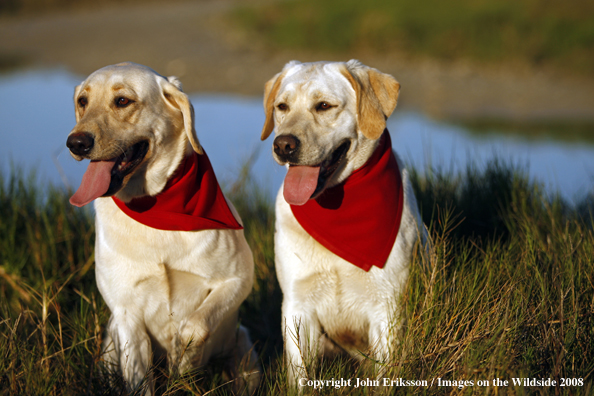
[67, 62, 202, 206]
[261, 60, 400, 205]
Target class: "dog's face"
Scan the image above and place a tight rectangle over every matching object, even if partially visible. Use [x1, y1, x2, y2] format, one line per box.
[261, 60, 400, 205]
[67, 62, 202, 206]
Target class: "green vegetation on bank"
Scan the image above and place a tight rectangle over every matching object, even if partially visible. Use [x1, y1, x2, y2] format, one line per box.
[0, 0, 161, 15]
[0, 161, 593, 394]
[233, 0, 594, 76]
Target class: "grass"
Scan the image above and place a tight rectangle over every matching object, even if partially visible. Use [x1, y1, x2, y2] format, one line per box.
[0, 159, 593, 394]
[232, 0, 594, 76]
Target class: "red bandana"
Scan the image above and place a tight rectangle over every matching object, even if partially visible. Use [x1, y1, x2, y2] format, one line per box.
[113, 151, 242, 231]
[290, 131, 403, 271]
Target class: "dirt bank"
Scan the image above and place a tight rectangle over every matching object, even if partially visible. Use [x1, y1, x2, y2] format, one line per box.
[2, 0, 593, 123]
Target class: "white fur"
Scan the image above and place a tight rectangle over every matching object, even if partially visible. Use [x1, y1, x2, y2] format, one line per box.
[68, 63, 259, 394]
[263, 60, 426, 384]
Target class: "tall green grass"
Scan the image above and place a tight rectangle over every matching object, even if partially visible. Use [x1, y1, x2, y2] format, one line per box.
[232, 0, 594, 76]
[0, 169, 112, 394]
[398, 162, 594, 395]
[0, 160, 593, 394]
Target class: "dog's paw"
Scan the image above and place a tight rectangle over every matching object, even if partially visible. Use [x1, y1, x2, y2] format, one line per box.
[178, 319, 210, 348]
[170, 320, 210, 373]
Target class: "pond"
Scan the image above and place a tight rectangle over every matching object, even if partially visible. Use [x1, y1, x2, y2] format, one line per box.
[1, 68, 593, 204]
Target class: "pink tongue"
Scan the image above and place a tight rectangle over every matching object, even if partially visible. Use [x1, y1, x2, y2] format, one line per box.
[283, 165, 320, 206]
[69, 160, 116, 207]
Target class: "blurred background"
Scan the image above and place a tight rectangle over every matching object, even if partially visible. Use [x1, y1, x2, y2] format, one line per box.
[1, 0, 594, 202]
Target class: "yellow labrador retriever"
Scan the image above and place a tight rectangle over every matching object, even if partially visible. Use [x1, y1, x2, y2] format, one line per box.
[67, 62, 259, 394]
[261, 60, 425, 384]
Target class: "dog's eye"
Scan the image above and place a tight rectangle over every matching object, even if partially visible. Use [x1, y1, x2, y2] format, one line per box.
[316, 102, 333, 111]
[78, 97, 88, 107]
[115, 97, 133, 108]
[277, 103, 288, 111]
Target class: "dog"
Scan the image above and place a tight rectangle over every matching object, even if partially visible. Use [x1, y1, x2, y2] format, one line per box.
[260, 60, 425, 384]
[66, 62, 259, 394]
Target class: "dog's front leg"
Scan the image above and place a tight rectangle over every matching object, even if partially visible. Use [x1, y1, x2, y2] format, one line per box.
[175, 277, 250, 371]
[107, 312, 154, 395]
[369, 312, 398, 378]
[282, 301, 322, 387]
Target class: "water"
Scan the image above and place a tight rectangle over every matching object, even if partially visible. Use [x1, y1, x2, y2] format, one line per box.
[1, 69, 593, 204]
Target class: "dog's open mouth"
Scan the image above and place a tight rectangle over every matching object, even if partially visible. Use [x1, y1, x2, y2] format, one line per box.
[283, 140, 351, 206]
[114, 141, 149, 176]
[105, 140, 150, 196]
[69, 140, 149, 207]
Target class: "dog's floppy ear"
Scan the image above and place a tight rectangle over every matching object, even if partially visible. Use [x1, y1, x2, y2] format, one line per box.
[341, 60, 400, 140]
[160, 76, 203, 154]
[261, 71, 285, 141]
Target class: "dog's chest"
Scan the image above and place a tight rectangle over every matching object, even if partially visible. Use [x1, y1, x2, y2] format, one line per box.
[93, 198, 225, 310]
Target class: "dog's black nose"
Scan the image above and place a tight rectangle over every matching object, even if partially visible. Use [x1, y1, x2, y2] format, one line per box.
[67, 132, 95, 156]
[273, 135, 300, 161]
